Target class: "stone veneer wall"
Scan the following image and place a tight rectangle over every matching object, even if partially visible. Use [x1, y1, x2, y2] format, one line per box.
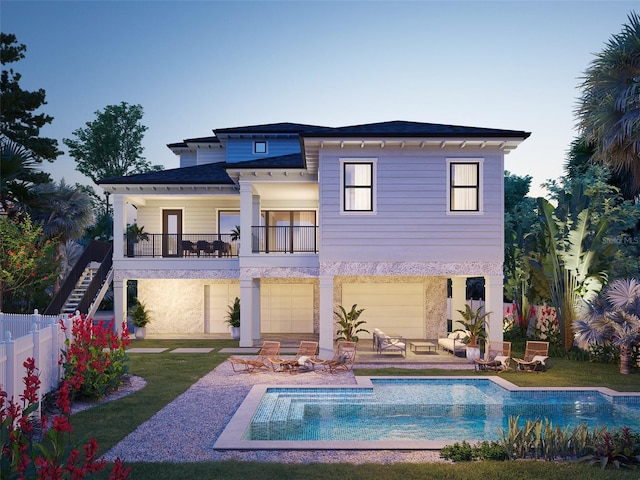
[136, 277, 320, 335]
[333, 275, 448, 340]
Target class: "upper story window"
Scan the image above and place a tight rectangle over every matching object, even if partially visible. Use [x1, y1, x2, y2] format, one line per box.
[341, 159, 376, 213]
[253, 141, 267, 154]
[447, 160, 482, 213]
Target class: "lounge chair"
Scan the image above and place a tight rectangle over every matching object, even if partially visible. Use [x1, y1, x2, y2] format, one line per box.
[474, 341, 511, 372]
[268, 340, 319, 373]
[513, 341, 549, 372]
[227, 341, 281, 373]
[310, 341, 357, 374]
[373, 328, 406, 356]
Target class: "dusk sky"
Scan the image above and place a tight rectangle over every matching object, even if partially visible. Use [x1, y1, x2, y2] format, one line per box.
[3, 1, 638, 198]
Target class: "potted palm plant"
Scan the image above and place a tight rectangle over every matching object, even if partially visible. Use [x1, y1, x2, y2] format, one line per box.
[225, 297, 240, 340]
[335, 304, 369, 342]
[129, 299, 151, 340]
[126, 223, 149, 257]
[455, 304, 490, 361]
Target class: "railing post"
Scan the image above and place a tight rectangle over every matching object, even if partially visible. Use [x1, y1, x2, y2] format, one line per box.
[32, 308, 40, 333]
[4, 330, 16, 401]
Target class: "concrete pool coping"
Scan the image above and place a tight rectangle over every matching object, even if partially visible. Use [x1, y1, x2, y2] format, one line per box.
[214, 375, 640, 451]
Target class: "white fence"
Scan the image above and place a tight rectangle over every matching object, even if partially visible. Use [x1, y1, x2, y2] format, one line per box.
[0, 311, 77, 402]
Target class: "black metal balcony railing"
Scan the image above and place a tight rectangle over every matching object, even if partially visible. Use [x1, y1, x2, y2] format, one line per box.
[252, 226, 318, 253]
[123, 227, 319, 257]
[124, 233, 238, 258]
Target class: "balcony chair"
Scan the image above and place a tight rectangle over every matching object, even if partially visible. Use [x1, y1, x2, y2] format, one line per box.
[181, 240, 198, 256]
[196, 240, 216, 257]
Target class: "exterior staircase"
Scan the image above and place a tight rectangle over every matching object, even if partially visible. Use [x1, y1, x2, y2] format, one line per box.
[62, 262, 101, 315]
[44, 241, 113, 317]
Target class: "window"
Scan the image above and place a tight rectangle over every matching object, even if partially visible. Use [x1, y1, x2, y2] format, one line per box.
[253, 141, 267, 154]
[448, 161, 481, 212]
[342, 160, 375, 212]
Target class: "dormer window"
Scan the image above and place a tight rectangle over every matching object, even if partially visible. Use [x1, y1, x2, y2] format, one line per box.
[253, 141, 267, 154]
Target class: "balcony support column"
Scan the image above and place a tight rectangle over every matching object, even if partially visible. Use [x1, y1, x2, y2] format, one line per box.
[239, 182, 253, 257]
[113, 277, 126, 334]
[112, 194, 125, 260]
[484, 274, 503, 343]
[450, 277, 466, 331]
[318, 275, 335, 359]
[239, 277, 260, 347]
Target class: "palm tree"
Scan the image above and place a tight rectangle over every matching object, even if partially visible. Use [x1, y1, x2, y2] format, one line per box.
[29, 180, 95, 243]
[574, 278, 640, 374]
[576, 12, 640, 200]
[0, 136, 50, 214]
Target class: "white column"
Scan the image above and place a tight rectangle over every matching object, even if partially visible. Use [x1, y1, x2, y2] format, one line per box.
[318, 275, 335, 359]
[113, 278, 126, 334]
[484, 274, 504, 343]
[450, 277, 467, 331]
[239, 182, 253, 256]
[239, 277, 256, 347]
[112, 194, 126, 260]
[251, 278, 261, 342]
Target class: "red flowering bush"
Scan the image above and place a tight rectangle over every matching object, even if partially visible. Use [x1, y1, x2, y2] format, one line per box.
[60, 316, 130, 400]
[1, 358, 131, 479]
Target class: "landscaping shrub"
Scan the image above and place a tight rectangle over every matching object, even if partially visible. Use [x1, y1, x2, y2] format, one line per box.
[60, 316, 130, 400]
[1, 358, 131, 479]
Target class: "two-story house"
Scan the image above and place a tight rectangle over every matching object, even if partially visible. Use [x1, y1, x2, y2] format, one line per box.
[99, 121, 530, 358]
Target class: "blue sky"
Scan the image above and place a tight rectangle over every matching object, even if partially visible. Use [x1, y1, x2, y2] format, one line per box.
[3, 0, 638, 197]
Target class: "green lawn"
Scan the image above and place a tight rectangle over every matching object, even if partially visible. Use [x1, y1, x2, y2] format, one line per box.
[70, 339, 639, 480]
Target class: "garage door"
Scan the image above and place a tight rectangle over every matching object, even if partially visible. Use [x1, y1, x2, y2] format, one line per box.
[261, 284, 314, 333]
[342, 283, 424, 339]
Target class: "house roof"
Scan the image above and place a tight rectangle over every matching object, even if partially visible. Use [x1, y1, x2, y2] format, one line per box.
[214, 122, 328, 135]
[98, 162, 234, 185]
[300, 120, 531, 139]
[224, 153, 304, 169]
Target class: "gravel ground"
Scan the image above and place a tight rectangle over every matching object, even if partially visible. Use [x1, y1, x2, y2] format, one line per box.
[100, 361, 473, 464]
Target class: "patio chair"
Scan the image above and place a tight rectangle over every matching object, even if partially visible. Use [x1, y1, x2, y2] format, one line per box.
[227, 341, 281, 374]
[197, 240, 216, 256]
[473, 341, 511, 372]
[309, 341, 357, 374]
[375, 330, 406, 357]
[513, 341, 549, 372]
[268, 340, 319, 373]
[181, 240, 198, 256]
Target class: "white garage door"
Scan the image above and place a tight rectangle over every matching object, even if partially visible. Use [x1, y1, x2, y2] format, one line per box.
[261, 284, 314, 333]
[342, 283, 424, 339]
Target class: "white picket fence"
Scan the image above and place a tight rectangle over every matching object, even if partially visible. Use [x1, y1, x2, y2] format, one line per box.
[0, 311, 78, 402]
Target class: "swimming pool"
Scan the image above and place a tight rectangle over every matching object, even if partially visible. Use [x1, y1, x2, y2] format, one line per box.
[214, 377, 640, 450]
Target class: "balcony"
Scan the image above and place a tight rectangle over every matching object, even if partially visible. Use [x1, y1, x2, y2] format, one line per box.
[123, 226, 319, 258]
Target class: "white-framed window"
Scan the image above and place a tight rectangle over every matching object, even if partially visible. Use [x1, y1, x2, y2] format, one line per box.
[447, 159, 483, 213]
[253, 141, 267, 154]
[340, 158, 377, 213]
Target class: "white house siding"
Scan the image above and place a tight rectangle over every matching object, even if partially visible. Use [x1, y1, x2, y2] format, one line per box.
[318, 146, 504, 264]
[226, 138, 302, 163]
[338, 276, 447, 340]
[134, 197, 241, 235]
[180, 151, 197, 168]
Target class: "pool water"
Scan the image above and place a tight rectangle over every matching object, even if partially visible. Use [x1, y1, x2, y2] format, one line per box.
[246, 379, 640, 442]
